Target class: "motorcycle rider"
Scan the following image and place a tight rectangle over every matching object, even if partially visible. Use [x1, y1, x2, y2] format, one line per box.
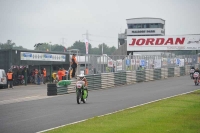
[194, 68, 200, 73]
[78, 73, 88, 98]
[194, 68, 200, 81]
[190, 66, 195, 79]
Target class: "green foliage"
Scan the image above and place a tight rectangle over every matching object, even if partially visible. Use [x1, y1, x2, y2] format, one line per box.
[33, 41, 116, 54]
[34, 43, 66, 52]
[68, 41, 117, 55]
[0, 40, 27, 50]
[68, 41, 92, 54]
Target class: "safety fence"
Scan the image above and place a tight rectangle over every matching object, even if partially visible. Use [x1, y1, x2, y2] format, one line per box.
[47, 64, 196, 95]
[76, 54, 198, 75]
[60, 64, 196, 95]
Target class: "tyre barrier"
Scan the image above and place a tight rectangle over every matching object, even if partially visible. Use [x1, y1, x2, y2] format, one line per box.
[47, 65, 196, 96]
[47, 83, 68, 96]
[47, 83, 57, 96]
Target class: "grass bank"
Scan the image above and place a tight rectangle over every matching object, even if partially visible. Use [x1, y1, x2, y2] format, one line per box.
[46, 90, 200, 133]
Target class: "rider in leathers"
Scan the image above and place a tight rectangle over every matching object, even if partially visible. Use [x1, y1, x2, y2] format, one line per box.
[78, 74, 88, 98]
[194, 68, 200, 80]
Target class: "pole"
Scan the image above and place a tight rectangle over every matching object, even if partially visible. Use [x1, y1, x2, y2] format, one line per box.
[102, 44, 103, 55]
[50, 64, 52, 83]
[25, 67, 27, 86]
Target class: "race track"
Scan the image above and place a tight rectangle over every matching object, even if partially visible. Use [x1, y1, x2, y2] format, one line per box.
[0, 76, 199, 133]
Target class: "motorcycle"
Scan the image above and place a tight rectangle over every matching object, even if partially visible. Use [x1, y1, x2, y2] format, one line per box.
[190, 69, 195, 79]
[76, 81, 88, 104]
[193, 72, 199, 86]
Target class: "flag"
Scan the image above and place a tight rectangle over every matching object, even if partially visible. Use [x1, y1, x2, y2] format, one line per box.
[85, 39, 89, 54]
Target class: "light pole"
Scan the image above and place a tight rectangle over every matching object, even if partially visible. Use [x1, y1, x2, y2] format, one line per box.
[49, 42, 52, 51]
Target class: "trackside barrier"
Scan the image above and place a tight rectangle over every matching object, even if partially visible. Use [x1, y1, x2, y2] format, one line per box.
[168, 68, 174, 77]
[126, 71, 136, 84]
[154, 69, 161, 80]
[136, 70, 145, 82]
[185, 65, 191, 75]
[180, 67, 185, 76]
[161, 68, 168, 79]
[47, 65, 199, 95]
[174, 67, 180, 77]
[145, 69, 150, 82]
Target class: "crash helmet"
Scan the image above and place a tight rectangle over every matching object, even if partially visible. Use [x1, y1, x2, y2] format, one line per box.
[78, 73, 85, 80]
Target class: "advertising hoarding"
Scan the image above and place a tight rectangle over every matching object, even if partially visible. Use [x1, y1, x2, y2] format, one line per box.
[127, 35, 200, 51]
[20, 52, 66, 62]
[116, 59, 122, 71]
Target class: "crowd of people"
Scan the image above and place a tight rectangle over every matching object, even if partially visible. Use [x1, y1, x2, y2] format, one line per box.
[5, 53, 91, 88]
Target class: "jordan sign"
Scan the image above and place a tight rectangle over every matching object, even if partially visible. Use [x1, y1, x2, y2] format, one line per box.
[127, 35, 200, 51]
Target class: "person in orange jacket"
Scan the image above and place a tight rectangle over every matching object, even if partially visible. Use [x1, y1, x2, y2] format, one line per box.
[61, 68, 66, 80]
[85, 66, 89, 75]
[43, 68, 47, 84]
[57, 68, 62, 81]
[7, 70, 14, 89]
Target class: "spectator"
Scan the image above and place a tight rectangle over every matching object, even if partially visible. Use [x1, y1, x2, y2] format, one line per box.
[71, 54, 77, 78]
[113, 64, 115, 72]
[7, 70, 14, 89]
[35, 69, 38, 84]
[37, 70, 41, 85]
[61, 68, 66, 80]
[43, 68, 46, 84]
[85, 66, 89, 75]
[58, 68, 62, 81]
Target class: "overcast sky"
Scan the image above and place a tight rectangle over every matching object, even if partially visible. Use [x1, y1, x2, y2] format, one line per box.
[0, 0, 200, 50]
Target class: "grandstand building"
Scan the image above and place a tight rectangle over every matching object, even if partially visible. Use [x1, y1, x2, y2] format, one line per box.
[113, 17, 165, 55]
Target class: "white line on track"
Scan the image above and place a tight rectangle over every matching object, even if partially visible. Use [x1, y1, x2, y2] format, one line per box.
[36, 89, 200, 133]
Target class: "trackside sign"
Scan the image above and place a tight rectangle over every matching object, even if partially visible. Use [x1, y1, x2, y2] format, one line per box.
[127, 35, 200, 51]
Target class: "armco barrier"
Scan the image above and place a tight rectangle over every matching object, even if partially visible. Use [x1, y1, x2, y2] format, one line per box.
[47, 65, 198, 96]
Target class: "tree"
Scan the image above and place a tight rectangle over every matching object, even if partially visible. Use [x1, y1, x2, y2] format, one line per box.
[68, 41, 92, 54]
[34, 43, 66, 52]
[67, 41, 117, 55]
[0, 40, 27, 50]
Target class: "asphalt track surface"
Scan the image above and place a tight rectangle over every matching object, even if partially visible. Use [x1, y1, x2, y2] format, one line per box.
[0, 76, 199, 133]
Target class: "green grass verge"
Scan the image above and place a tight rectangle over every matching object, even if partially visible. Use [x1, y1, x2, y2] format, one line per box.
[46, 90, 200, 133]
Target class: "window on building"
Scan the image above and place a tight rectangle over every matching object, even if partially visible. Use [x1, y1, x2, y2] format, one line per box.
[155, 23, 158, 28]
[142, 24, 147, 28]
[137, 24, 142, 28]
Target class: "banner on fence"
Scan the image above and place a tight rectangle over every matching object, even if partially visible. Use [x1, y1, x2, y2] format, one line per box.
[116, 59, 122, 71]
[162, 58, 167, 66]
[179, 59, 184, 67]
[154, 59, 161, 68]
[107, 59, 113, 67]
[140, 59, 146, 67]
[20, 52, 66, 62]
[126, 59, 131, 66]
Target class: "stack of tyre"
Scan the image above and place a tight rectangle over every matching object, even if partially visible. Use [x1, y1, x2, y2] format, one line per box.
[47, 83, 57, 96]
